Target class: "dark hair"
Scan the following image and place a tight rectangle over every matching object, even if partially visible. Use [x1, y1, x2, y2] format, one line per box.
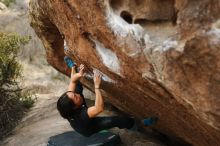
[57, 92, 75, 119]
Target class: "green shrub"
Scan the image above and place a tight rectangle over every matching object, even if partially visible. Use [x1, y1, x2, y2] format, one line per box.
[0, 32, 34, 139]
[1, 0, 15, 7]
[20, 91, 37, 108]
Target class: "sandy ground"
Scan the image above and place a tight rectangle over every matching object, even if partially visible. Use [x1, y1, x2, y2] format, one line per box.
[0, 1, 165, 146]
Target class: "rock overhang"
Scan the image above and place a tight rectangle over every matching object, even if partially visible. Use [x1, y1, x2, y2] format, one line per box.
[29, 0, 220, 145]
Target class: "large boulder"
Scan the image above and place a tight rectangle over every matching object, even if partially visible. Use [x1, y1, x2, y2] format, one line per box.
[29, 0, 220, 145]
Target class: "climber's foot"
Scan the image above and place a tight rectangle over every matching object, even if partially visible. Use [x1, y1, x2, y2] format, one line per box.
[64, 56, 76, 68]
[143, 117, 158, 126]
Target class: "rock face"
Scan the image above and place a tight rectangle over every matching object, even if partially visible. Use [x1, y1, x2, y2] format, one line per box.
[29, 0, 220, 145]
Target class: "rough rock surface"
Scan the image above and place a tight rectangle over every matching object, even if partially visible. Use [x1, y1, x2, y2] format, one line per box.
[29, 0, 220, 146]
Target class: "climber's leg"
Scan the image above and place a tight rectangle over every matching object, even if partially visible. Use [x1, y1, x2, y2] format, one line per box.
[81, 116, 135, 137]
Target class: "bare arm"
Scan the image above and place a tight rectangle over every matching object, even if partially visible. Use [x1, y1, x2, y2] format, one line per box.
[87, 71, 104, 118]
[68, 64, 85, 92]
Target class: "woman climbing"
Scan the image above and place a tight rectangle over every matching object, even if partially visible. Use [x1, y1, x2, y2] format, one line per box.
[57, 56, 158, 137]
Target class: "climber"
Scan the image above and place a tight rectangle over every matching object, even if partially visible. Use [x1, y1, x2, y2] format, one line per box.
[57, 56, 158, 137]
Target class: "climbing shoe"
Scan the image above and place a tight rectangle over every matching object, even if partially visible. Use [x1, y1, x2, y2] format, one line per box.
[64, 56, 76, 68]
[143, 117, 158, 126]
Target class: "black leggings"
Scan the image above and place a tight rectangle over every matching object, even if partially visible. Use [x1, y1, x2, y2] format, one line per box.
[82, 116, 135, 137]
